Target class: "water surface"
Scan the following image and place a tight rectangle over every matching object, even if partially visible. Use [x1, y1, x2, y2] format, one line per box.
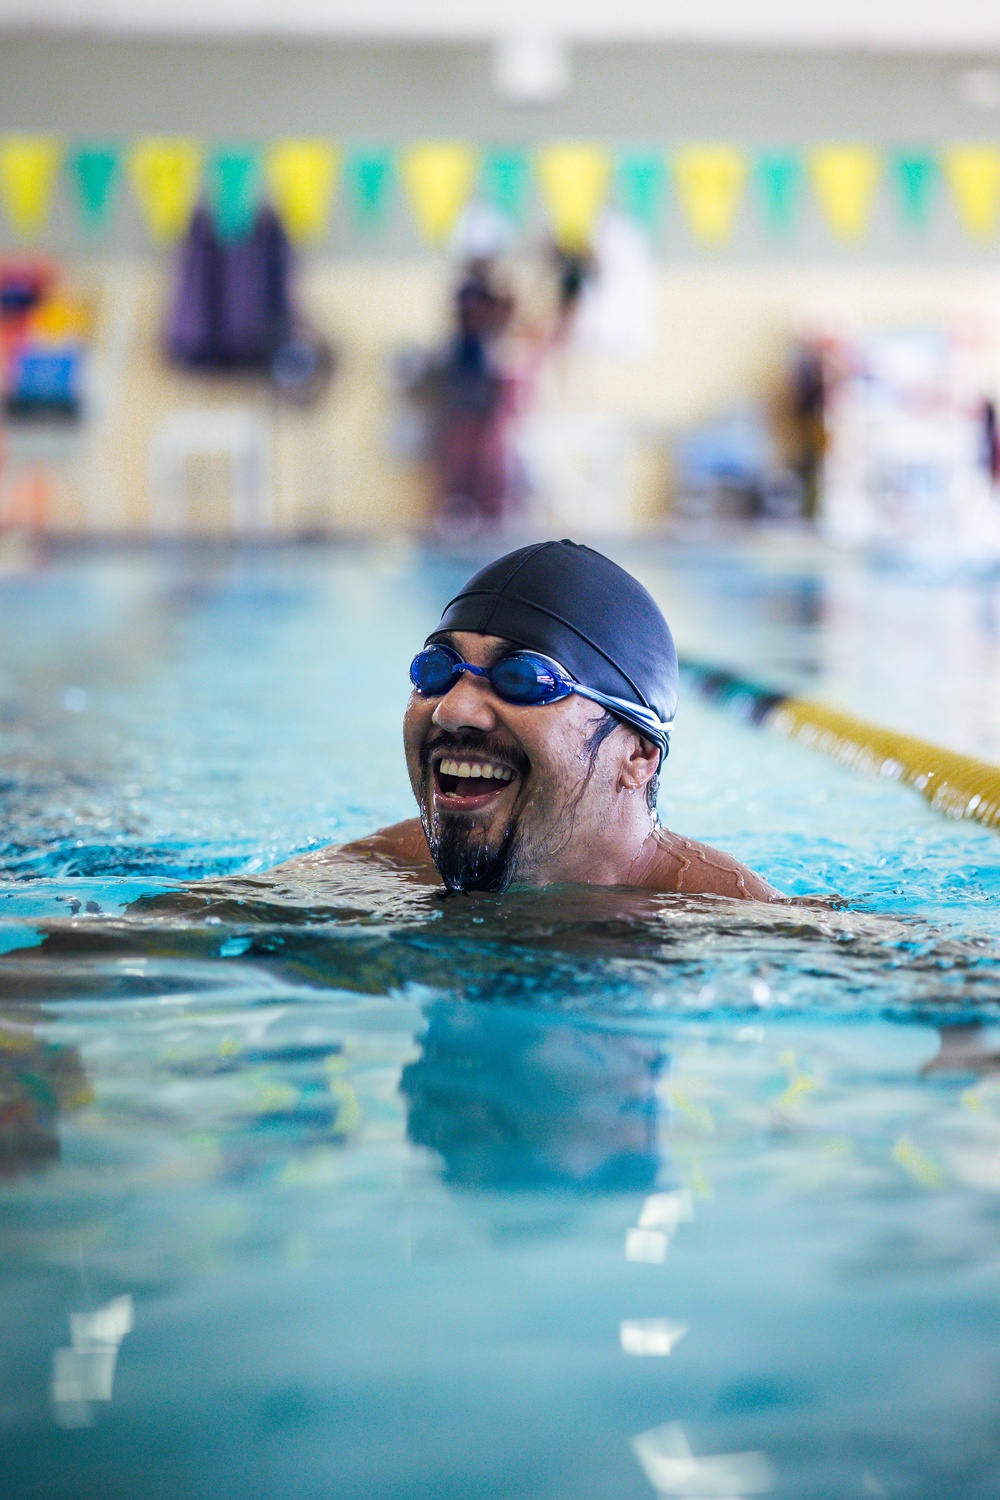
[3, 542, 1000, 1500]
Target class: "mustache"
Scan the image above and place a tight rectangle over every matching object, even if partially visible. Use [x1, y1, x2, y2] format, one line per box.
[419, 728, 530, 780]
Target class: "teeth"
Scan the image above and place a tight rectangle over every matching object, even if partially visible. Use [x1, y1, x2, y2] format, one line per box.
[437, 759, 515, 784]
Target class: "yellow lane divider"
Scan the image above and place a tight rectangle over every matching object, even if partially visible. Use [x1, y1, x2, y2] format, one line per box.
[681, 661, 1000, 831]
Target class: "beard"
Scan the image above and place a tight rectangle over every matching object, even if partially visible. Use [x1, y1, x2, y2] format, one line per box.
[418, 729, 528, 894]
[427, 812, 523, 893]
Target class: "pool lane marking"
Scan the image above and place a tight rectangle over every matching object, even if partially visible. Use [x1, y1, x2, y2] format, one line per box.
[680, 660, 1000, 832]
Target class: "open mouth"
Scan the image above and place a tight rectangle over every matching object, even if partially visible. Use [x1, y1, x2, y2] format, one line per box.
[432, 755, 521, 810]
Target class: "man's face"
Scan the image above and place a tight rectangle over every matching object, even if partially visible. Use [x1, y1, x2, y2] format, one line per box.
[403, 631, 629, 892]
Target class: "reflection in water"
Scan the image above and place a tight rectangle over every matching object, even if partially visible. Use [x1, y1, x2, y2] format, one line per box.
[619, 1318, 688, 1356]
[624, 1188, 695, 1263]
[631, 1421, 773, 1497]
[922, 1023, 1000, 1076]
[0, 1014, 91, 1175]
[401, 1001, 666, 1191]
[52, 1295, 134, 1429]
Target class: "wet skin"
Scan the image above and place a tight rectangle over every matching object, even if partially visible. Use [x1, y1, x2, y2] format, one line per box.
[300, 630, 779, 901]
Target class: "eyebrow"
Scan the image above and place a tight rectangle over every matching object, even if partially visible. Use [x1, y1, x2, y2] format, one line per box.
[437, 632, 514, 666]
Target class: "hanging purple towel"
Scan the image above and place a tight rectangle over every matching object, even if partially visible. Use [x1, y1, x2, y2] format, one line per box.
[165, 204, 223, 367]
[165, 203, 295, 369]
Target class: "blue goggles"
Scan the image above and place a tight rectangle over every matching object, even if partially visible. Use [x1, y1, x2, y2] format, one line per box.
[409, 642, 672, 758]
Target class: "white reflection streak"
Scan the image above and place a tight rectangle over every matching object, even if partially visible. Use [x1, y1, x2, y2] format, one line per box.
[638, 1190, 694, 1231]
[52, 1295, 134, 1427]
[625, 1227, 669, 1262]
[620, 1319, 688, 1356]
[625, 1190, 694, 1262]
[631, 1421, 773, 1497]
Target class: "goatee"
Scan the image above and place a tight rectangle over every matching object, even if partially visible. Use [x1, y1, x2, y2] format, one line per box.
[421, 807, 523, 893]
[418, 729, 528, 893]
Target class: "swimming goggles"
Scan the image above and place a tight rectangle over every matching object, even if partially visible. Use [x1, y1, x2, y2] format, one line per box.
[409, 642, 672, 756]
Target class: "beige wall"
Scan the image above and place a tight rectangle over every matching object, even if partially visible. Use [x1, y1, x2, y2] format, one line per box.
[8, 257, 1000, 537]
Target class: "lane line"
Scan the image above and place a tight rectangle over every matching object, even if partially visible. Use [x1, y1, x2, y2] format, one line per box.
[680, 660, 1000, 831]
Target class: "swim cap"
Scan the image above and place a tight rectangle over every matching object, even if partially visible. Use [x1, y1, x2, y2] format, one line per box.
[428, 540, 678, 754]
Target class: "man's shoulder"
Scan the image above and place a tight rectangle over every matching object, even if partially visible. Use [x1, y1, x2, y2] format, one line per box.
[271, 819, 438, 879]
[637, 828, 780, 902]
[341, 818, 434, 866]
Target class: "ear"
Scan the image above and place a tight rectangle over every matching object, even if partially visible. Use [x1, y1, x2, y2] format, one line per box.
[617, 730, 660, 794]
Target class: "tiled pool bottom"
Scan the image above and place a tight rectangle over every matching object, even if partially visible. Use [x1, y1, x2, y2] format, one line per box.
[3, 542, 1000, 1499]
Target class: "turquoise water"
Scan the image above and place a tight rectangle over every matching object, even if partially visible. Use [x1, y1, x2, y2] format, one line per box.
[3, 543, 1000, 1499]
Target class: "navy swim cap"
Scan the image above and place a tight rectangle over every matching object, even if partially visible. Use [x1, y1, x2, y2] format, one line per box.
[428, 540, 678, 754]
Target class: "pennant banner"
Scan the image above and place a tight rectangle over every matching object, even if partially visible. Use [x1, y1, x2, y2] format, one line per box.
[0, 134, 62, 239]
[266, 140, 339, 243]
[128, 137, 202, 244]
[892, 150, 938, 229]
[207, 147, 261, 242]
[944, 145, 1000, 239]
[347, 148, 395, 229]
[536, 143, 611, 251]
[68, 144, 122, 232]
[481, 149, 531, 226]
[20, 133, 1000, 252]
[402, 142, 477, 246]
[755, 151, 803, 234]
[809, 146, 880, 241]
[616, 151, 666, 236]
[674, 145, 747, 244]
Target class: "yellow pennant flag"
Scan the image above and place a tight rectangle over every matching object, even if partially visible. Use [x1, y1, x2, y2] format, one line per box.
[0, 135, 62, 238]
[128, 137, 202, 243]
[944, 145, 1000, 238]
[673, 145, 747, 244]
[401, 142, 477, 247]
[809, 146, 880, 241]
[266, 140, 339, 242]
[536, 144, 611, 250]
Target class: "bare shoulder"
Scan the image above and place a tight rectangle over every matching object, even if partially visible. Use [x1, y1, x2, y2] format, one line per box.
[273, 818, 439, 880]
[636, 827, 781, 902]
[341, 818, 434, 866]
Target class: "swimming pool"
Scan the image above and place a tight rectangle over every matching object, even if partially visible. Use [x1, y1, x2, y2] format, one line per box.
[3, 540, 1000, 1499]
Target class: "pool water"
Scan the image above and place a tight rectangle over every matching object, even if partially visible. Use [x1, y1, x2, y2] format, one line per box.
[3, 541, 1000, 1500]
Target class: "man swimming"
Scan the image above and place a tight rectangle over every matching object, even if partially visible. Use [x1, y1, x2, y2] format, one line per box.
[315, 540, 778, 901]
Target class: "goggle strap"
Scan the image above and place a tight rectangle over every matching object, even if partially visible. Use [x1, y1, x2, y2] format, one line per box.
[572, 683, 674, 751]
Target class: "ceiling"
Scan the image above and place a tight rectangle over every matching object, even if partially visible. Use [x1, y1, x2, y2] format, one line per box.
[2, 0, 1000, 52]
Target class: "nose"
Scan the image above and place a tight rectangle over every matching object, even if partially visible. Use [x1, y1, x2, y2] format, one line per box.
[431, 668, 500, 733]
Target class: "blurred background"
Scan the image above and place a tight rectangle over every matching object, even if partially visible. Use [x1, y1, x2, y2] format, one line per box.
[3, 2, 1000, 558]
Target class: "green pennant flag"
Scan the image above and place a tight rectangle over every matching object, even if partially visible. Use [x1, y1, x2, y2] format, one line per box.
[893, 149, 938, 228]
[480, 149, 531, 225]
[347, 148, 395, 229]
[755, 151, 804, 233]
[207, 147, 261, 241]
[616, 151, 666, 235]
[69, 144, 122, 232]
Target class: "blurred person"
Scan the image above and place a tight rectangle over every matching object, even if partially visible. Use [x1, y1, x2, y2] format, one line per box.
[429, 258, 519, 536]
[286, 540, 777, 900]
